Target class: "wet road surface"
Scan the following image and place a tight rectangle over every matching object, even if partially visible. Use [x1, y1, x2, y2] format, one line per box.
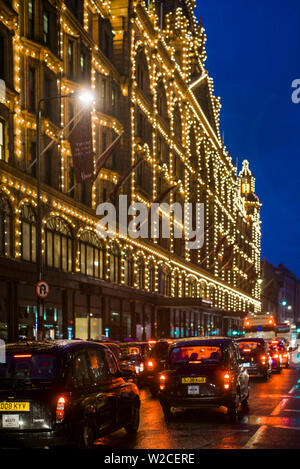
[95, 352, 300, 449]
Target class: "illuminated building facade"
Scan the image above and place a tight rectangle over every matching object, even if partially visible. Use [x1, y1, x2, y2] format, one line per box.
[0, 0, 261, 342]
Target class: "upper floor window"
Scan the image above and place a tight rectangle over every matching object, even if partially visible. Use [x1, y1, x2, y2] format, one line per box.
[28, 67, 36, 112]
[20, 204, 36, 262]
[0, 36, 4, 80]
[0, 120, 5, 162]
[136, 257, 145, 290]
[28, 0, 34, 39]
[43, 10, 50, 45]
[67, 40, 74, 80]
[45, 217, 72, 272]
[123, 250, 134, 287]
[0, 196, 12, 258]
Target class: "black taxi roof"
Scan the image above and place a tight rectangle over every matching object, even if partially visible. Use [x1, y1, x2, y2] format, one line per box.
[4, 340, 110, 356]
[170, 337, 233, 348]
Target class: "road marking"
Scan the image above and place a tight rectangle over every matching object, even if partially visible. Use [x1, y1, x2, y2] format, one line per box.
[271, 398, 289, 416]
[243, 425, 267, 449]
[199, 430, 250, 448]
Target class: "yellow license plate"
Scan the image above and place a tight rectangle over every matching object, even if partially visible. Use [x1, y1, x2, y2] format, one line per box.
[181, 377, 206, 384]
[0, 402, 30, 412]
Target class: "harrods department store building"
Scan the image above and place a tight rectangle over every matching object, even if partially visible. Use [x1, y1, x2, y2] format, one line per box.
[0, 0, 261, 342]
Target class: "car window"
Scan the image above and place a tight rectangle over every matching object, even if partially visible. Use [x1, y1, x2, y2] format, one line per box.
[73, 352, 91, 388]
[104, 349, 119, 377]
[87, 349, 108, 384]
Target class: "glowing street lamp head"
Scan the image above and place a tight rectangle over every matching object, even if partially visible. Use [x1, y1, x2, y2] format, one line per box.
[77, 89, 94, 105]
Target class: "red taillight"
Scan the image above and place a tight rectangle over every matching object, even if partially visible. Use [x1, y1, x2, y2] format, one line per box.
[56, 396, 66, 421]
[283, 354, 288, 358]
[13, 354, 32, 358]
[243, 348, 251, 352]
[160, 374, 166, 391]
[147, 360, 154, 368]
[224, 372, 230, 389]
[274, 354, 279, 359]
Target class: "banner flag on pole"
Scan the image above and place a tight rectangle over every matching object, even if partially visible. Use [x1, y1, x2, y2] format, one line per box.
[69, 111, 94, 183]
[89, 132, 123, 183]
[109, 159, 142, 202]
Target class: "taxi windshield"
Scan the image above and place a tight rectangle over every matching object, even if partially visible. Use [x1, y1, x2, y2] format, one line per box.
[120, 345, 141, 358]
[0, 354, 59, 389]
[170, 346, 223, 365]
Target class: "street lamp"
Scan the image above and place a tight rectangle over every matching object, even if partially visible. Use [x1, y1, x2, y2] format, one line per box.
[36, 89, 94, 341]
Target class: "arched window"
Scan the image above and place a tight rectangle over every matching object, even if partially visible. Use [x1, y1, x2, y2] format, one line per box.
[124, 249, 134, 287]
[20, 204, 36, 262]
[136, 257, 145, 290]
[187, 277, 197, 298]
[79, 230, 105, 278]
[45, 217, 72, 272]
[0, 196, 12, 258]
[158, 265, 171, 296]
[209, 285, 215, 304]
[109, 242, 121, 283]
[173, 271, 180, 297]
[199, 281, 207, 299]
[148, 260, 155, 292]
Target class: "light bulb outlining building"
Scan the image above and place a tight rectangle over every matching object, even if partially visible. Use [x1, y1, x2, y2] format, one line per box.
[0, 0, 261, 342]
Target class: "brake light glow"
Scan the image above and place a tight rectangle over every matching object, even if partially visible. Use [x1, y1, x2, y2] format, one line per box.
[243, 348, 251, 352]
[224, 372, 230, 390]
[274, 354, 279, 359]
[148, 340, 157, 345]
[261, 355, 266, 364]
[147, 360, 154, 368]
[13, 354, 32, 358]
[56, 396, 66, 421]
[245, 320, 251, 327]
[140, 362, 144, 372]
[160, 374, 166, 391]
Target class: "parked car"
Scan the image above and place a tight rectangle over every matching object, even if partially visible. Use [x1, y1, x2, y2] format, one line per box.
[270, 339, 290, 368]
[144, 339, 173, 396]
[267, 342, 282, 373]
[119, 342, 152, 383]
[0, 340, 140, 448]
[158, 337, 249, 422]
[236, 338, 272, 380]
[95, 341, 138, 382]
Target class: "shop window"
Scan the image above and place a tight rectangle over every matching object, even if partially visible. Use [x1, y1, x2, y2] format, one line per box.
[45, 217, 72, 272]
[0, 196, 12, 258]
[79, 230, 105, 279]
[20, 204, 36, 262]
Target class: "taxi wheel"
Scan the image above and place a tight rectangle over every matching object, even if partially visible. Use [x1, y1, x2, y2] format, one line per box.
[125, 402, 140, 435]
[228, 395, 239, 423]
[162, 404, 174, 421]
[79, 421, 95, 449]
[150, 386, 159, 397]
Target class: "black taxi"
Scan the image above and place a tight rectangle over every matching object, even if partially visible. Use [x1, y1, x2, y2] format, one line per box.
[236, 338, 272, 380]
[158, 337, 249, 422]
[0, 341, 140, 448]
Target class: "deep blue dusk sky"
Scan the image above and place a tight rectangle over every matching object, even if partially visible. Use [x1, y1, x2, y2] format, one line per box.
[195, 0, 300, 278]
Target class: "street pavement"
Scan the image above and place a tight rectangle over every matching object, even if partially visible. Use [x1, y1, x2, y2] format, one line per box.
[94, 351, 300, 449]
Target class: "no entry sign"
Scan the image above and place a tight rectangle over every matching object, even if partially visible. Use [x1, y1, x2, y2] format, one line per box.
[36, 280, 50, 299]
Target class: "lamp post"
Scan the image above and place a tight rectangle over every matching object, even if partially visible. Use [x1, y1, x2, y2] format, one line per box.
[36, 91, 94, 341]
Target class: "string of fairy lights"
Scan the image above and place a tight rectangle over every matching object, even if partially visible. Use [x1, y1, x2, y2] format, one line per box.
[0, 0, 261, 313]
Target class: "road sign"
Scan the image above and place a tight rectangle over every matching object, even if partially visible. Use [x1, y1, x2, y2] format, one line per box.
[36, 280, 50, 299]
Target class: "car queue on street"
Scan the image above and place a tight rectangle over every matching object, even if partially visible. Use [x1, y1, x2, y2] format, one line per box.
[0, 334, 294, 448]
